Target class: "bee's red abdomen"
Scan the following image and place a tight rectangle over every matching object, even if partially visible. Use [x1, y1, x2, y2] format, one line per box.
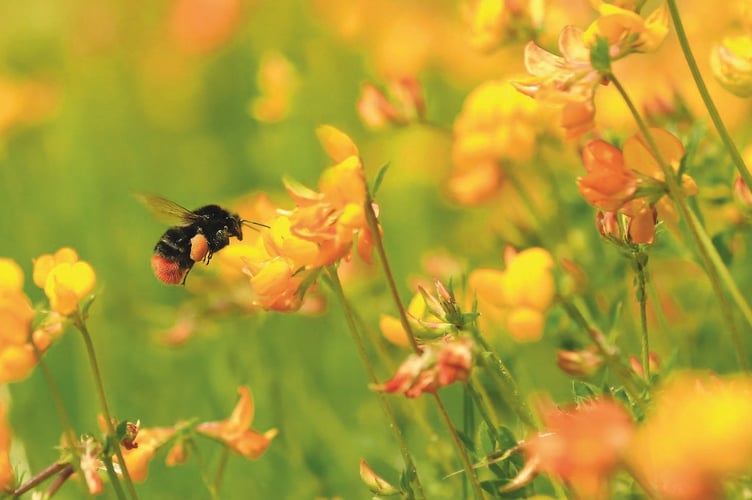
[151, 254, 188, 285]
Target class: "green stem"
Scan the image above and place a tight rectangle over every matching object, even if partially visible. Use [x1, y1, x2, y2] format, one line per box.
[608, 73, 750, 372]
[30, 339, 79, 460]
[559, 299, 648, 412]
[431, 393, 486, 500]
[465, 379, 499, 441]
[102, 454, 128, 500]
[363, 194, 421, 353]
[213, 446, 230, 496]
[665, 0, 752, 189]
[468, 328, 537, 429]
[188, 440, 219, 500]
[325, 268, 426, 500]
[633, 251, 650, 380]
[73, 312, 139, 500]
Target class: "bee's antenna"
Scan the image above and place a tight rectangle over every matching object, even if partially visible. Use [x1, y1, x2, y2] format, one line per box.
[241, 219, 270, 231]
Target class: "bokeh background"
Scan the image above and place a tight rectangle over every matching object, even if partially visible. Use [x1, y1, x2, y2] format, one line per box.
[2, 0, 752, 498]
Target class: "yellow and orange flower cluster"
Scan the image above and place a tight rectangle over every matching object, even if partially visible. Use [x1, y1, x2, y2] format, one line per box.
[463, 0, 545, 51]
[228, 126, 377, 312]
[468, 247, 555, 342]
[578, 128, 697, 244]
[33, 247, 96, 317]
[513, 3, 670, 138]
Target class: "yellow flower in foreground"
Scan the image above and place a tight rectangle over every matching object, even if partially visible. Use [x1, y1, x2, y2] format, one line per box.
[196, 386, 277, 459]
[630, 373, 752, 500]
[0, 259, 38, 384]
[32, 247, 78, 288]
[43, 260, 96, 316]
[0, 259, 23, 290]
[468, 247, 555, 341]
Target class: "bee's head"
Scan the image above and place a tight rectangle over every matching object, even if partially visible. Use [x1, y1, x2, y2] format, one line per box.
[228, 213, 243, 241]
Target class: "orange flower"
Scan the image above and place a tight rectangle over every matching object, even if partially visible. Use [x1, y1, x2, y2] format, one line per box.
[196, 386, 277, 459]
[169, 0, 241, 54]
[518, 399, 635, 499]
[0, 401, 13, 491]
[629, 373, 752, 500]
[583, 2, 670, 54]
[373, 337, 474, 398]
[577, 140, 638, 212]
[119, 426, 177, 482]
[0, 258, 39, 384]
[250, 51, 299, 123]
[356, 77, 425, 129]
[468, 247, 555, 341]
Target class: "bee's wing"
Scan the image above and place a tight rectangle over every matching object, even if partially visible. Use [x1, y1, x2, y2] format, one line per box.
[136, 194, 205, 226]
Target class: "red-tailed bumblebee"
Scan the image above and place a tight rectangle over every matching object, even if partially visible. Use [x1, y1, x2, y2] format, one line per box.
[140, 195, 266, 285]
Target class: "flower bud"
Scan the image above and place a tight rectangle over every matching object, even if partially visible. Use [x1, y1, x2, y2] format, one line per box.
[711, 35, 752, 97]
[359, 459, 400, 496]
[557, 346, 604, 377]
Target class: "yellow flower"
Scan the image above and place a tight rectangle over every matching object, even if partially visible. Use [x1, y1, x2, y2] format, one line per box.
[119, 426, 176, 482]
[32, 247, 78, 288]
[463, 0, 545, 51]
[196, 386, 277, 459]
[711, 35, 752, 97]
[583, 3, 670, 54]
[468, 247, 555, 341]
[43, 260, 96, 316]
[630, 373, 752, 499]
[0, 259, 39, 384]
[0, 259, 23, 290]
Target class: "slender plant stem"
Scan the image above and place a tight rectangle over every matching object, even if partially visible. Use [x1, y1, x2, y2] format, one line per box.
[362, 196, 488, 498]
[431, 393, 486, 500]
[325, 268, 426, 500]
[665, 0, 752, 189]
[466, 379, 499, 440]
[559, 299, 648, 412]
[213, 446, 230, 496]
[29, 340, 79, 458]
[102, 454, 128, 500]
[633, 251, 650, 380]
[188, 440, 219, 500]
[72, 312, 139, 500]
[608, 73, 750, 372]
[46, 463, 75, 498]
[363, 195, 420, 353]
[468, 328, 537, 429]
[11, 461, 68, 496]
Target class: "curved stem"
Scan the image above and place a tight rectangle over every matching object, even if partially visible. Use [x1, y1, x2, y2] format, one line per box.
[608, 73, 750, 372]
[325, 267, 426, 500]
[431, 393, 486, 500]
[188, 440, 219, 500]
[633, 251, 650, 380]
[213, 446, 230, 497]
[11, 461, 68, 496]
[73, 312, 139, 499]
[665, 0, 752, 189]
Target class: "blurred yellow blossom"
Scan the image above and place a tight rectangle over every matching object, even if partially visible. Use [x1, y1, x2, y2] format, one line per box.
[451, 80, 544, 204]
[711, 35, 752, 97]
[0, 259, 23, 290]
[463, 0, 545, 51]
[32, 247, 79, 288]
[0, 259, 39, 384]
[468, 247, 555, 341]
[169, 0, 241, 54]
[630, 373, 752, 500]
[196, 386, 277, 459]
[250, 51, 299, 123]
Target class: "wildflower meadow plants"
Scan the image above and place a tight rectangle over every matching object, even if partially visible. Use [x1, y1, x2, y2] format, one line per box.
[5, 0, 752, 499]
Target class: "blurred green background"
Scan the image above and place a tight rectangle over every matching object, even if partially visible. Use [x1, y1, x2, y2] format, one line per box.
[2, 0, 751, 498]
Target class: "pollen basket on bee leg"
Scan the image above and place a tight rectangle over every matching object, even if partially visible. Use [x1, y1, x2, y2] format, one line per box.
[190, 233, 210, 262]
[151, 254, 189, 285]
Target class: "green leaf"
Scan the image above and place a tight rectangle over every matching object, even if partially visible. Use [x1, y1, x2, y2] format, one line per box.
[371, 162, 391, 196]
[590, 36, 612, 72]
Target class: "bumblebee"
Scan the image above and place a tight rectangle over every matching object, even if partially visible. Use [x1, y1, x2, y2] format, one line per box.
[141, 195, 265, 285]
